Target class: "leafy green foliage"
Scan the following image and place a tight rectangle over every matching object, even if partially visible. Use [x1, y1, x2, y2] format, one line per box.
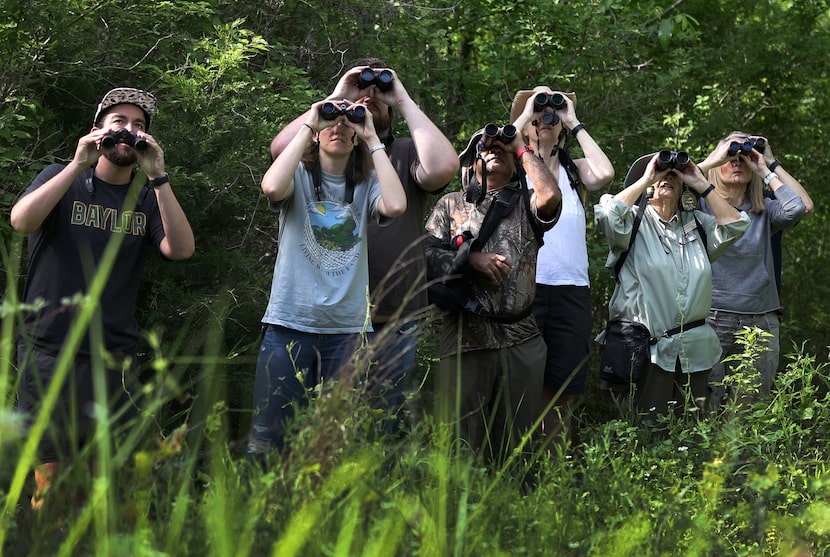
[3, 332, 830, 555]
[1, 0, 830, 552]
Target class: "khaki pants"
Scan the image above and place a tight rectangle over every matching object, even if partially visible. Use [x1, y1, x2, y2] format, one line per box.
[636, 361, 709, 419]
[438, 336, 545, 462]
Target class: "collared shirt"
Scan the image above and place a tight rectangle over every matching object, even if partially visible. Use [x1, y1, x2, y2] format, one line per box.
[594, 195, 749, 372]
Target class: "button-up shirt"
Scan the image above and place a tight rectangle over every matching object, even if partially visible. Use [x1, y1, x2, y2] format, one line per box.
[595, 195, 749, 372]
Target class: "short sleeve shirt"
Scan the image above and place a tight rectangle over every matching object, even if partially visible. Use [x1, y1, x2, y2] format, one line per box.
[19, 164, 165, 355]
[261, 163, 383, 333]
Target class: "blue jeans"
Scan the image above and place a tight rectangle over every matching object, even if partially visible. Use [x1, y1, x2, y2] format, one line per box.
[707, 310, 780, 407]
[365, 320, 418, 435]
[247, 324, 362, 454]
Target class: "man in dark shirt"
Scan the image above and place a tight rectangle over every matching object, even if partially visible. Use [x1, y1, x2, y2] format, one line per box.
[11, 87, 194, 508]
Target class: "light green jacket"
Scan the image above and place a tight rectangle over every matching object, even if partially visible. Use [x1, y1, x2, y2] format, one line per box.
[595, 195, 750, 373]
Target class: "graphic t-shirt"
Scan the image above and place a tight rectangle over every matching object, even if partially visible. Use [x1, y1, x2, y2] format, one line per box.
[19, 164, 165, 355]
[261, 164, 384, 333]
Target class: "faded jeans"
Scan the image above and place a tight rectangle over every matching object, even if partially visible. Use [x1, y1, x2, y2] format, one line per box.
[247, 324, 361, 454]
[707, 310, 780, 407]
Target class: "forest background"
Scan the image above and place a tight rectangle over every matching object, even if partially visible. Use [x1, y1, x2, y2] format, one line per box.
[0, 0, 829, 554]
[2, 0, 829, 451]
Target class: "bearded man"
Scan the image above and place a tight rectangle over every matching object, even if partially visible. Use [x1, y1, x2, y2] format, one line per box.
[10, 87, 194, 508]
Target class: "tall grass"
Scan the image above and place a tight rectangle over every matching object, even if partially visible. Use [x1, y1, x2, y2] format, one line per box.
[3, 243, 830, 556]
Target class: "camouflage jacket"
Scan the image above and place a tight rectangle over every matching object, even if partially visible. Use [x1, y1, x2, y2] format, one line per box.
[425, 182, 559, 356]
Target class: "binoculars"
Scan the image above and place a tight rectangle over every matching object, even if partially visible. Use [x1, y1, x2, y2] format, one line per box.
[482, 123, 517, 143]
[533, 92, 566, 112]
[357, 68, 394, 92]
[101, 128, 148, 152]
[726, 137, 766, 157]
[655, 149, 690, 171]
[536, 112, 560, 126]
[319, 101, 366, 123]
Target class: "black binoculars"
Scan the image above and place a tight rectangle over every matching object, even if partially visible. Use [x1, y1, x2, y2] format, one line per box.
[536, 112, 560, 126]
[101, 128, 148, 152]
[533, 92, 566, 112]
[357, 68, 394, 92]
[319, 101, 366, 123]
[726, 137, 766, 157]
[655, 149, 691, 171]
[482, 123, 517, 143]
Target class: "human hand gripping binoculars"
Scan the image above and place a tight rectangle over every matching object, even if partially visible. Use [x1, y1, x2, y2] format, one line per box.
[357, 68, 394, 92]
[533, 93, 566, 126]
[319, 101, 367, 123]
[655, 149, 691, 171]
[726, 137, 766, 157]
[101, 128, 148, 152]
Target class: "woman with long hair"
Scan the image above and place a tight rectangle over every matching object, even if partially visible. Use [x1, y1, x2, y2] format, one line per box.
[698, 132, 811, 407]
[248, 98, 406, 457]
[595, 151, 749, 419]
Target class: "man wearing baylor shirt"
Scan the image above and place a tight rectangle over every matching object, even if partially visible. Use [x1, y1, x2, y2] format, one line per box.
[10, 87, 194, 508]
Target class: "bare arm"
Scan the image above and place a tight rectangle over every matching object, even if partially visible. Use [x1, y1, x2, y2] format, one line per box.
[554, 95, 615, 190]
[515, 143, 561, 220]
[390, 78, 459, 191]
[137, 134, 195, 260]
[698, 132, 745, 174]
[11, 161, 87, 234]
[356, 103, 406, 217]
[10, 129, 108, 233]
[677, 159, 741, 224]
[615, 154, 664, 207]
[154, 182, 195, 260]
[269, 112, 308, 161]
[262, 116, 315, 202]
[509, 95, 560, 219]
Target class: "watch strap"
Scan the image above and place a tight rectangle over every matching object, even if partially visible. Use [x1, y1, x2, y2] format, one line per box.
[147, 174, 169, 188]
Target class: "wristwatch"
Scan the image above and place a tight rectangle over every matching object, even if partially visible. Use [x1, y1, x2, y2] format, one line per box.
[147, 174, 170, 188]
[763, 171, 779, 186]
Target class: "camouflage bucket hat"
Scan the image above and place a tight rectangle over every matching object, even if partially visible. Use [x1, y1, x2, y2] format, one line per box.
[93, 87, 158, 130]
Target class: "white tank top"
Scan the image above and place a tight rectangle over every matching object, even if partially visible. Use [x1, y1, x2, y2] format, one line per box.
[528, 164, 590, 286]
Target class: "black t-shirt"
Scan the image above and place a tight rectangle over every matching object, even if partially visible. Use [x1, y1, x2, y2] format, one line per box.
[19, 164, 165, 355]
[367, 137, 447, 323]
